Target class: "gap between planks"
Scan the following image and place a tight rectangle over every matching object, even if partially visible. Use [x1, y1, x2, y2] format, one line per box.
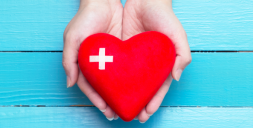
[1, 105, 253, 108]
[0, 50, 253, 53]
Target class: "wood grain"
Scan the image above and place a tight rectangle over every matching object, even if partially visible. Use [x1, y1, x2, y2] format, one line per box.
[0, 0, 253, 51]
[0, 52, 252, 106]
[0, 107, 252, 127]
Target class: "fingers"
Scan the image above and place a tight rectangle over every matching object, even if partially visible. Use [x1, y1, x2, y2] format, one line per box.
[136, 74, 173, 123]
[172, 50, 191, 81]
[141, 5, 191, 81]
[114, 114, 119, 120]
[77, 71, 107, 111]
[159, 16, 192, 81]
[171, 28, 191, 81]
[145, 74, 173, 117]
[137, 75, 172, 123]
[77, 71, 116, 121]
[137, 75, 173, 123]
[168, 17, 191, 81]
[138, 108, 150, 123]
[103, 106, 115, 121]
[62, 33, 80, 88]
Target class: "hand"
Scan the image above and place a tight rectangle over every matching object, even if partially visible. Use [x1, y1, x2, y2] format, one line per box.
[122, 0, 192, 123]
[62, 0, 123, 121]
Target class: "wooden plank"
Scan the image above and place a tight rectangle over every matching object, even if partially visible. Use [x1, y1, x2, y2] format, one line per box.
[0, 0, 253, 51]
[0, 0, 78, 51]
[173, 0, 253, 50]
[0, 52, 91, 106]
[0, 107, 252, 127]
[0, 52, 253, 106]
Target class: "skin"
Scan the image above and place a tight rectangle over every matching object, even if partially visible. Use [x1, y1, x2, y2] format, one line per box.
[63, 0, 123, 120]
[122, 0, 192, 122]
[63, 0, 191, 123]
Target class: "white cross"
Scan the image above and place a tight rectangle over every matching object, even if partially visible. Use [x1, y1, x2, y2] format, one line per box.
[89, 48, 113, 70]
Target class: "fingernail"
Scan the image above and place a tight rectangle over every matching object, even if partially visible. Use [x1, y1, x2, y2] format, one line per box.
[114, 116, 119, 120]
[106, 117, 114, 121]
[134, 117, 138, 120]
[139, 121, 146, 123]
[147, 114, 153, 116]
[99, 109, 106, 113]
[175, 69, 182, 81]
[67, 76, 71, 88]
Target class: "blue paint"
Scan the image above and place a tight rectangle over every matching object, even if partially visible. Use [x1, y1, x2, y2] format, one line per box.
[0, 0, 79, 51]
[121, 0, 126, 7]
[0, 107, 253, 128]
[0, 53, 252, 106]
[0, 0, 253, 127]
[0, 0, 253, 50]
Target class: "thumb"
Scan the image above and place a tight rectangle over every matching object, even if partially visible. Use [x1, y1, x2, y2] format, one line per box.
[172, 51, 192, 81]
[62, 34, 79, 88]
[170, 29, 192, 81]
[157, 14, 192, 81]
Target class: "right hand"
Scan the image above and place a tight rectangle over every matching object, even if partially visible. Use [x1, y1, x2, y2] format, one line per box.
[122, 0, 192, 123]
[62, 0, 123, 121]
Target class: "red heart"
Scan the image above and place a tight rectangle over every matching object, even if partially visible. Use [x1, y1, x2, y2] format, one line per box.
[78, 31, 176, 121]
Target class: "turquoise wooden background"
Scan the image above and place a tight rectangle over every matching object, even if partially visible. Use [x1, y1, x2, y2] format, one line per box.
[0, 0, 253, 127]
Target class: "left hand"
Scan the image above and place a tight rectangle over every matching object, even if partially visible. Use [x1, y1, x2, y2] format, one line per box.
[63, 0, 123, 121]
[122, 0, 192, 123]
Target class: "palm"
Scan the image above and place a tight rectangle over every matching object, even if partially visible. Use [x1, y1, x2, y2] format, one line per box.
[123, 0, 183, 40]
[64, 1, 123, 41]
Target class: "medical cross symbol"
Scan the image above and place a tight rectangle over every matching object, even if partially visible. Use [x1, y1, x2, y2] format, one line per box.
[89, 48, 113, 70]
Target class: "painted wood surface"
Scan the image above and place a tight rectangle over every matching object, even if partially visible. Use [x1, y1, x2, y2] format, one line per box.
[1, 52, 252, 106]
[1, 0, 253, 51]
[0, 107, 253, 128]
[1, 0, 252, 127]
